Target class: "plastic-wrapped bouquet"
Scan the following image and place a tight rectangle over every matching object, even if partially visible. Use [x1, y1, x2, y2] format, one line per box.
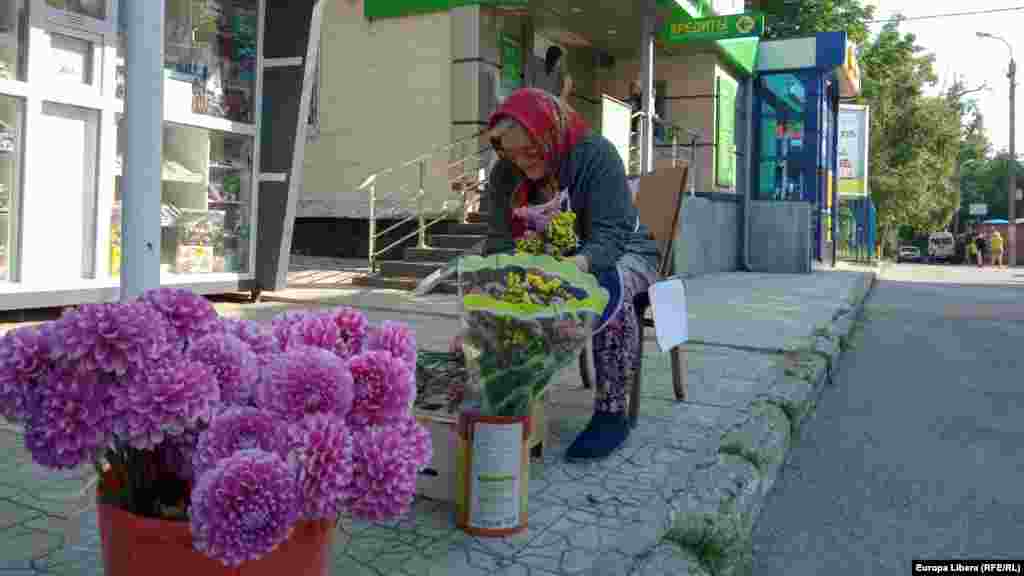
[0, 290, 431, 568]
[455, 253, 608, 417]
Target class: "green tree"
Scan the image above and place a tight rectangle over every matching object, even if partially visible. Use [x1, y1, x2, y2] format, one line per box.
[757, 0, 877, 44]
[858, 20, 961, 252]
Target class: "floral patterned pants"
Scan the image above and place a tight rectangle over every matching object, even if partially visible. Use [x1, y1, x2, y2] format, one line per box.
[592, 255, 656, 413]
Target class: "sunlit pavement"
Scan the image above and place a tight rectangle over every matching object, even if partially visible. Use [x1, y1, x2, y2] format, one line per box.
[753, 260, 1024, 573]
[883, 261, 1024, 286]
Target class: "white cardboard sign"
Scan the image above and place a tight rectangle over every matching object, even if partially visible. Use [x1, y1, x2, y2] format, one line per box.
[648, 277, 688, 352]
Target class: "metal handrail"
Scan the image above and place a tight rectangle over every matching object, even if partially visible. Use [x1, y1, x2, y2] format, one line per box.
[357, 131, 495, 273]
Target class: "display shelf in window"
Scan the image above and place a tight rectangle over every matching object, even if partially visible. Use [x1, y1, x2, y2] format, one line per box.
[114, 156, 204, 184]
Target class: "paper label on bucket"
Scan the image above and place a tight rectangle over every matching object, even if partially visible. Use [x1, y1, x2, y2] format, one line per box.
[468, 420, 523, 531]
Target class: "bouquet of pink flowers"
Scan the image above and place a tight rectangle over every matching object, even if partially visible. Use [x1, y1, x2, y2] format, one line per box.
[0, 289, 430, 567]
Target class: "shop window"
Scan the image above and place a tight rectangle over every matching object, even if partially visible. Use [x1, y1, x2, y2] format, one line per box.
[756, 72, 812, 201]
[22, 102, 99, 282]
[162, 0, 258, 123]
[0, 96, 21, 281]
[49, 32, 95, 86]
[0, 0, 27, 81]
[112, 120, 253, 277]
[45, 0, 106, 21]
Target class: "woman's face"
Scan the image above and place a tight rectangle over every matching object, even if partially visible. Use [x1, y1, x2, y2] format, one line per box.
[498, 124, 546, 181]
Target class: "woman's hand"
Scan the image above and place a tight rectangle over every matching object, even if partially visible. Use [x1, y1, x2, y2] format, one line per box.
[573, 254, 590, 273]
[513, 195, 561, 232]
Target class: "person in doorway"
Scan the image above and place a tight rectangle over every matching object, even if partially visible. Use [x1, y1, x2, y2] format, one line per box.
[990, 229, 1005, 268]
[534, 45, 574, 102]
[974, 231, 987, 268]
[479, 88, 659, 460]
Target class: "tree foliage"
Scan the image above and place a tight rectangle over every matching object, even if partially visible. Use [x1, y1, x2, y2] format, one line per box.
[758, 0, 876, 44]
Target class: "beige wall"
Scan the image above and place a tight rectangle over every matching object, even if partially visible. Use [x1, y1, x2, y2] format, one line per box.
[299, 0, 453, 219]
[597, 52, 743, 194]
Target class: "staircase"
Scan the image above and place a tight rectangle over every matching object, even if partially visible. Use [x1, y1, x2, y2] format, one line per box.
[352, 211, 490, 292]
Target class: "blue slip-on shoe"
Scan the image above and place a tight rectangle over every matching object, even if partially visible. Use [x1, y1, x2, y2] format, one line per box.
[565, 410, 630, 461]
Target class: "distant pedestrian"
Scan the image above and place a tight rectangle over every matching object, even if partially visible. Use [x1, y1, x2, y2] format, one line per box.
[533, 46, 573, 102]
[990, 230, 1005, 267]
[974, 232, 986, 268]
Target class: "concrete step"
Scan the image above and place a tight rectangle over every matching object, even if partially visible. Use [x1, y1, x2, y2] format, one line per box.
[351, 273, 459, 294]
[403, 247, 465, 263]
[429, 234, 486, 250]
[379, 260, 444, 279]
[450, 222, 488, 235]
[466, 212, 490, 224]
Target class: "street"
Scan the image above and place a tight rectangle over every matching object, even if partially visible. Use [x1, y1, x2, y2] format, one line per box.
[752, 262, 1024, 573]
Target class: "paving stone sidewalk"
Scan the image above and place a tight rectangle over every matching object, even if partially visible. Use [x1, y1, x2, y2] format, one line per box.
[0, 268, 875, 576]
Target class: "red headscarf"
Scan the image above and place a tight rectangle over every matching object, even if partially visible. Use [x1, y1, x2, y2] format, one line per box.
[488, 88, 589, 239]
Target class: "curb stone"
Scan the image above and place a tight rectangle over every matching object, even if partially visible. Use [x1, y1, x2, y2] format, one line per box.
[633, 543, 712, 576]
[661, 272, 877, 574]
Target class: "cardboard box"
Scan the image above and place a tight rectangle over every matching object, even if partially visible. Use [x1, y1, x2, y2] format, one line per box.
[414, 395, 546, 503]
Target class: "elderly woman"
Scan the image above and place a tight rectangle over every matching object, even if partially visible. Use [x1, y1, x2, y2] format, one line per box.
[481, 88, 659, 460]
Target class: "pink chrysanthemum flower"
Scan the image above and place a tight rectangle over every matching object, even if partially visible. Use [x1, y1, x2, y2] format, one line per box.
[192, 406, 289, 478]
[190, 449, 300, 567]
[23, 368, 114, 470]
[219, 318, 278, 357]
[48, 302, 169, 377]
[344, 419, 432, 521]
[256, 346, 354, 422]
[346, 350, 415, 427]
[110, 359, 221, 450]
[331, 307, 369, 360]
[0, 325, 53, 424]
[273, 312, 348, 358]
[140, 287, 220, 344]
[187, 333, 259, 406]
[366, 321, 417, 368]
[289, 413, 355, 520]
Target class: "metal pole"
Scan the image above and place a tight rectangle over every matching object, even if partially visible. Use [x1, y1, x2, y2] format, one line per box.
[672, 131, 678, 168]
[417, 160, 427, 248]
[1009, 57, 1017, 267]
[368, 181, 377, 273]
[120, 0, 165, 301]
[639, 0, 655, 175]
[689, 133, 698, 196]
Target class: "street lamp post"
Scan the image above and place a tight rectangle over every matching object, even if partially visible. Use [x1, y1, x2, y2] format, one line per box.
[978, 32, 1016, 267]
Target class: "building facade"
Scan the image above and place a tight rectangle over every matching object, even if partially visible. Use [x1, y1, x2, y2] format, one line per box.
[0, 0, 321, 310]
[294, 0, 763, 277]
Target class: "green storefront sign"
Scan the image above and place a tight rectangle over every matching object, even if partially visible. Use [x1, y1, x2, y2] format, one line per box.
[500, 34, 522, 98]
[662, 12, 764, 43]
[366, 0, 528, 19]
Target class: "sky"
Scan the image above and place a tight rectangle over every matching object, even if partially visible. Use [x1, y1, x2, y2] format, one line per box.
[868, 1, 1024, 155]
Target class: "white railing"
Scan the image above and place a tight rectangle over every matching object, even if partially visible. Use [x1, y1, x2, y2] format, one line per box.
[633, 112, 702, 194]
[355, 115, 704, 274]
[355, 131, 493, 273]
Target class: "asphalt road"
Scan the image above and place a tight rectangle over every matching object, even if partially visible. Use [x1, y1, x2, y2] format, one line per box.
[752, 263, 1024, 574]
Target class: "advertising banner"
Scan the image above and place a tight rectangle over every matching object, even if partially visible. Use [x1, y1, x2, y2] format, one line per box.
[838, 104, 869, 196]
[601, 95, 632, 170]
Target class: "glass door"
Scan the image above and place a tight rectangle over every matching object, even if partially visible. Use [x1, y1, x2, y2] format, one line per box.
[755, 71, 814, 202]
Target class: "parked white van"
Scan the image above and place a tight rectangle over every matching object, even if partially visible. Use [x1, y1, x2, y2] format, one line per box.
[928, 231, 955, 262]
